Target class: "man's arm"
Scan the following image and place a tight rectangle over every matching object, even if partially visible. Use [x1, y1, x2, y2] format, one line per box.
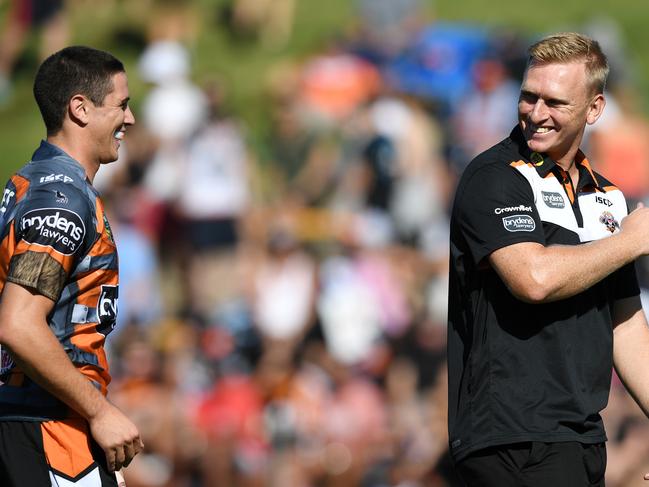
[612, 295, 649, 417]
[0, 282, 143, 472]
[489, 204, 649, 303]
[612, 295, 649, 481]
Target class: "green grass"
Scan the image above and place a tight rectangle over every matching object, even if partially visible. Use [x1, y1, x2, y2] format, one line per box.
[1, 0, 648, 181]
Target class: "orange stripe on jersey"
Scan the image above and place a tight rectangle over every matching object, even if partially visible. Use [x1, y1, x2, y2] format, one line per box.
[41, 419, 95, 479]
[576, 154, 600, 187]
[0, 225, 17, 292]
[78, 364, 110, 395]
[603, 185, 618, 192]
[510, 160, 529, 168]
[563, 182, 575, 204]
[90, 198, 116, 257]
[12, 239, 76, 271]
[88, 233, 116, 257]
[74, 270, 118, 307]
[11, 174, 29, 202]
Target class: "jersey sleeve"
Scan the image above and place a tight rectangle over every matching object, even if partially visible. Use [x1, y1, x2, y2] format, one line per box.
[7, 183, 93, 301]
[454, 162, 545, 266]
[609, 262, 641, 301]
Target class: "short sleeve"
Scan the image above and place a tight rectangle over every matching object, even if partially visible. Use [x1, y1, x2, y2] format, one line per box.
[454, 162, 545, 265]
[7, 183, 93, 301]
[609, 262, 641, 302]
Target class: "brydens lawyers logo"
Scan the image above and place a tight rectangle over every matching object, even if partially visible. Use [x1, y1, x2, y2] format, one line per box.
[503, 214, 536, 232]
[20, 208, 85, 255]
[541, 191, 565, 209]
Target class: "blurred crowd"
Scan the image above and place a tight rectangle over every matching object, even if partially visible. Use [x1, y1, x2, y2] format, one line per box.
[3, 0, 649, 486]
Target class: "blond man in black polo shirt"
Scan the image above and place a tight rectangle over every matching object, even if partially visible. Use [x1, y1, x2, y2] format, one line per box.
[448, 32, 649, 486]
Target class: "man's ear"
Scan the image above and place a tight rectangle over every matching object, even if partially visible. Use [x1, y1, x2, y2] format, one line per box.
[68, 94, 90, 126]
[586, 93, 606, 126]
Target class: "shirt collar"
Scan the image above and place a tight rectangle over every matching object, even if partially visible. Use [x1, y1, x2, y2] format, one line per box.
[31, 140, 88, 181]
[509, 126, 604, 192]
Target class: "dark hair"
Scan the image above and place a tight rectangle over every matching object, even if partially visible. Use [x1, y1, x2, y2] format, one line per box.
[33, 46, 125, 135]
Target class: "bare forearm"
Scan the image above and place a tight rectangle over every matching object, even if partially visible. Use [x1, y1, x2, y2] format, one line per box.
[2, 320, 108, 420]
[530, 232, 638, 302]
[0, 290, 143, 472]
[613, 305, 649, 418]
[0, 283, 108, 421]
[492, 231, 640, 303]
[491, 204, 649, 304]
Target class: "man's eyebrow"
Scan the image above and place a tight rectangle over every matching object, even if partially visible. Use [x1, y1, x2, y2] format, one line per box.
[519, 90, 569, 105]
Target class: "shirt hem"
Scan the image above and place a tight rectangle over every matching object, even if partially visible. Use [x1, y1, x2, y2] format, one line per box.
[451, 431, 608, 462]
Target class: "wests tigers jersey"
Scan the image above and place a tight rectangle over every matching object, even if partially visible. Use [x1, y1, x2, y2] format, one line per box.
[0, 141, 118, 421]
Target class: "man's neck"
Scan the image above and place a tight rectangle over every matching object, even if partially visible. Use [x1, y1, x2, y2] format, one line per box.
[46, 133, 97, 183]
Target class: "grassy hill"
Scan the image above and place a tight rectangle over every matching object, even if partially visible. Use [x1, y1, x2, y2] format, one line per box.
[0, 0, 647, 181]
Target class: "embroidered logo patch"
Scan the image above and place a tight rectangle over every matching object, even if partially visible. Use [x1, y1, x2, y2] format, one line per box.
[502, 215, 536, 232]
[531, 152, 544, 166]
[54, 190, 68, 204]
[20, 208, 85, 255]
[103, 214, 115, 243]
[599, 211, 619, 233]
[541, 191, 565, 209]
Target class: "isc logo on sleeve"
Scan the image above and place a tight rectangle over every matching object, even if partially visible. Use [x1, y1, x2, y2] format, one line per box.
[19, 208, 86, 255]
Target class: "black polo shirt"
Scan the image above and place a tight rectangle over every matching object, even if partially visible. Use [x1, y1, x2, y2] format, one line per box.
[447, 126, 640, 462]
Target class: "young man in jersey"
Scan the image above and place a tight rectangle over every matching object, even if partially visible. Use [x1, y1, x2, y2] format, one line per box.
[0, 46, 143, 486]
[448, 32, 649, 486]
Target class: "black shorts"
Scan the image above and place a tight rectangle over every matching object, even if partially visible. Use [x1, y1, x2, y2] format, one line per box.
[455, 441, 607, 487]
[0, 419, 118, 486]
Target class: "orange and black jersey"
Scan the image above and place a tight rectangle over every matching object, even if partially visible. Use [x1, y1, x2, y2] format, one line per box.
[447, 126, 640, 462]
[0, 141, 118, 421]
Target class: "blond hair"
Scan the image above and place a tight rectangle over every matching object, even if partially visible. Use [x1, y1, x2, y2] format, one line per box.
[528, 32, 609, 95]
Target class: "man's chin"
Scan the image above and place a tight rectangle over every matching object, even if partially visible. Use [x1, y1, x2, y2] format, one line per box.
[526, 139, 549, 154]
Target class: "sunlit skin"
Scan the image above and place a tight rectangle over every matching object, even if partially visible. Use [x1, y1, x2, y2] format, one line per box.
[49, 71, 135, 183]
[86, 71, 135, 166]
[518, 61, 605, 185]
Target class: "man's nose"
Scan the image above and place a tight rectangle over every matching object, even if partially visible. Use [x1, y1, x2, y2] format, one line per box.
[530, 100, 548, 122]
[124, 106, 135, 125]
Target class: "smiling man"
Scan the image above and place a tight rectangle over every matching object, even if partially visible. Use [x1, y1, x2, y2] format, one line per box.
[448, 32, 649, 486]
[0, 46, 142, 486]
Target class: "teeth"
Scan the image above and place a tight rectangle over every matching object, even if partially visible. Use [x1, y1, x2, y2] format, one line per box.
[535, 127, 550, 133]
[114, 130, 124, 140]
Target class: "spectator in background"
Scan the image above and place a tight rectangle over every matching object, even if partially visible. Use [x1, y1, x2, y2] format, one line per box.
[173, 79, 252, 320]
[449, 51, 520, 175]
[246, 222, 318, 357]
[0, 0, 69, 104]
[137, 40, 251, 321]
[352, 0, 424, 66]
[587, 87, 649, 206]
[221, 0, 296, 48]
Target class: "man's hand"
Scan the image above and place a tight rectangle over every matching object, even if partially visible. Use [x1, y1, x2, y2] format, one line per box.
[88, 401, 144, 472]
[620, 202, 649, 255]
